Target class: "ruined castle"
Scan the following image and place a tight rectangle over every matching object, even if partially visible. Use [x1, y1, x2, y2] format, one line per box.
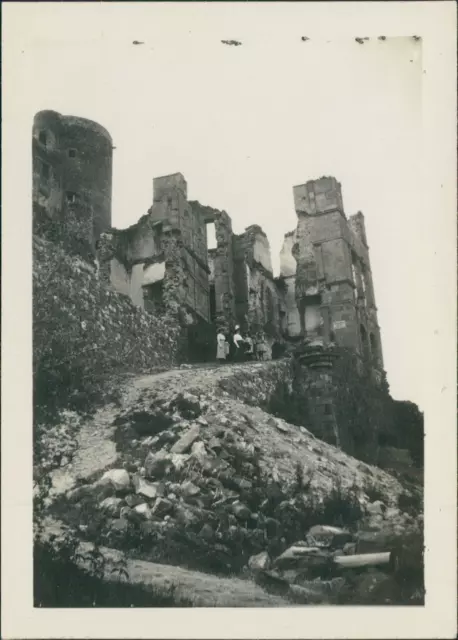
[32, 110, 384, 388]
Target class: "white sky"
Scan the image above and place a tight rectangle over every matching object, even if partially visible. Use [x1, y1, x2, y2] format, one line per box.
[8, 3, 425, 407]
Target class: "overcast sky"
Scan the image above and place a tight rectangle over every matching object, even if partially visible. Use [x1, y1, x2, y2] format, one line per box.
[10, 3, 425, 408]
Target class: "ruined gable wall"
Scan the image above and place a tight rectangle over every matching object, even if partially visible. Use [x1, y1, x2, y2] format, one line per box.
[233, 226, 284, 342]
[104, 176, 212, 325]
[190, 201, 236, 332]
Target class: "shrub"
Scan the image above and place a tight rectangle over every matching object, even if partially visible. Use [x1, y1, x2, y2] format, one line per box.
[364, 481, 386, 503]
[397, 491, 423, 516]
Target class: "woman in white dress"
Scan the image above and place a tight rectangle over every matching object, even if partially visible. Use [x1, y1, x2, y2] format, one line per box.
[216, 330, 227, 363]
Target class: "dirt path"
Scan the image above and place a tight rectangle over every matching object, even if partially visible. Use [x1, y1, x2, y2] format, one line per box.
[40, 517, 289, 607]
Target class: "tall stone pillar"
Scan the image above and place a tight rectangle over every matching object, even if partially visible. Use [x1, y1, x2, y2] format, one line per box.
[213, 211, 236, 331]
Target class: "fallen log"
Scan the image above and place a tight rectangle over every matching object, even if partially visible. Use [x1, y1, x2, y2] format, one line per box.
[333, 551, 391, 570]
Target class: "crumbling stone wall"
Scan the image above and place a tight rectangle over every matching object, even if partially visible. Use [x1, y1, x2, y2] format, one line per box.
[283, 177, 384, 381]
[232, 225, 284, 345]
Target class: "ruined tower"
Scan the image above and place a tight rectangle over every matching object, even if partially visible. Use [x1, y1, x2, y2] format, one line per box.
[281, 176, 384, 373]
[32, 110, 113, 246]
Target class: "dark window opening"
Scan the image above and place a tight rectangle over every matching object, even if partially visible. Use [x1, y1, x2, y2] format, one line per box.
[68, 149, 77, 158]
[39, 131, 47, 146]
[323, 404, 333, 415]
[265, 287, 275, 324]
[370, 332, 379, 363]
[360, 324, 370, 361]
[209, 284, 216, 322]
[143, 281, 164, 315]
[66, 192, 78, 204]
[40, 162, 50, 180]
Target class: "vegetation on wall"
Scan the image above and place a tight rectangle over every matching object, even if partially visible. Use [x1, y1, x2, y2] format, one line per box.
[33, 236, 180, 424]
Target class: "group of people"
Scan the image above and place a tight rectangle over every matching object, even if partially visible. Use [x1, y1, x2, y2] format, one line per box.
[216, 326, 268, 364]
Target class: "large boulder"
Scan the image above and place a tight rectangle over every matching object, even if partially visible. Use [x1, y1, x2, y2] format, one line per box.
[99, 469, 131, 492]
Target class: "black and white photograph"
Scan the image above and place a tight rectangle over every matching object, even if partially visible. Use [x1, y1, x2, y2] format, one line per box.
[2, 1, 456, 638]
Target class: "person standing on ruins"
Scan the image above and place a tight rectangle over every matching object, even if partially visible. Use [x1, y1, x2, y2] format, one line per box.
[244, 333, 254, 360]
[233, 325, 244, 362]
[256, 332, 267, 361]
[216, 330, 228, 364]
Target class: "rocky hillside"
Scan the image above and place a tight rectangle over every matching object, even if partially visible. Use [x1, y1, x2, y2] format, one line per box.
[40, 361, 424, 606]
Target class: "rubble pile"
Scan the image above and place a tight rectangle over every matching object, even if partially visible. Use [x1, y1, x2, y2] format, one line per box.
[49, 363, 423, 604]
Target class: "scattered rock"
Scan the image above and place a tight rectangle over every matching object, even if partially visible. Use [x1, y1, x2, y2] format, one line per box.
[175, 504, 200, 526]
[173, 392, 201, 420]
[171, 425, 200, 454]
[342, 542, 357, 555]
[191, 440, 208, 464]
[208, 436, 223, 452]
[152, 497, 173, 518]
[196, 416, 208, 426]
[169, 453, 190, 471]
[199, 523, 214, 541]
[366, 500, 386, 516]
[248, 551, 271, 571]
[134, 503, 152, 519]
[110, 518, 129, 533]
[306, 525, 354, 549]
[99, 497, 122, 515]
[144, 450, 174, 478]
[231, 500, 251, 521]
[133, 475, 165, 500]
[180, 480, 200, 497]
[120, 506, 132, 520]
[268, 417, 289, 433]
[264, 517, 281, 537]
[125, 493, 144, 508]
[236, 478, 252, 491]
[355, 530, 391, 554]
[273, 545, 331, 571]
[99, 469, 131, 492]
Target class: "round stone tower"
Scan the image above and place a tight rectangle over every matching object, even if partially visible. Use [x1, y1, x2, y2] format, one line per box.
[32, 110, 113, 244]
